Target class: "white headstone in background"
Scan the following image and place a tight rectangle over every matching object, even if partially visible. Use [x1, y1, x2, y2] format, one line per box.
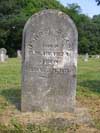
[96, 55, 100, 59]
[17, 50, 21, 58]
[84, 53, 88, 62]
[0, 48, 7, 62]
[6, 55, 9, 60]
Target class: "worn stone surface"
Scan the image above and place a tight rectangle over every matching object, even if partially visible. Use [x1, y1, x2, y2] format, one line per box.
[21, 9, 78, 112]
[0, 48, 7, 62]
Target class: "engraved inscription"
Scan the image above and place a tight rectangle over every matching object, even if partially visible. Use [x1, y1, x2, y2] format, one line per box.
[28, 28, 72, 73]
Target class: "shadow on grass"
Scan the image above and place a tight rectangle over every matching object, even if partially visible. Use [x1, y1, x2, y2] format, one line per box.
[0, 87, 21, 110]
[79, 80, 100, 93]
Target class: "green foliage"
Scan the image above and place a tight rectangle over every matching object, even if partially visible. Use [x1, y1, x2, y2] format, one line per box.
[78, 15, 100, 54]
[67, 3, 81, 14]
[0, 0, 65, 56]
[0, 0, 100, 56]
[96, 0, 100, 5]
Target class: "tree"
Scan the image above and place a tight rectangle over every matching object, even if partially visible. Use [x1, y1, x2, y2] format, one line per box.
[67, 3, 81, 14]
[0, 0, 100, 56]
[96, 0, 100, 5]
[0, 0, 65, 57]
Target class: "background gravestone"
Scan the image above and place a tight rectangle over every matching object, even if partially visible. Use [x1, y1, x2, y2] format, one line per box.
[84, 53, 89, 62]
[17, 50, 22, 58]
[21, 10, 78, 112]
[6, 55, 9, 60]
[96, 55, 100, 59]
[0, 48, 7, 62]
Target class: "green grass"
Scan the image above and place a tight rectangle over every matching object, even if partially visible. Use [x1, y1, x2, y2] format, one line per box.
[0, 57, 100, 131]
[77, 57, 100, 96]
[77, 57, 100, 130]
[0, 58, 21, 112]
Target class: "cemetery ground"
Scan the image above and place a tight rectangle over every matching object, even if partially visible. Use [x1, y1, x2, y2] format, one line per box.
[0, 57, 100, 132]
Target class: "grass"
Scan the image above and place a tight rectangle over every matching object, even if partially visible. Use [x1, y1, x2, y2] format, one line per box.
[77, 57, 100, 95]
[0, 57, 100, 132]
[77, 57, 100, 130]
[0, 58, 21, 112]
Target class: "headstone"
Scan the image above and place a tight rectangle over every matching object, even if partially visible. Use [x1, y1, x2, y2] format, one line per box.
[21, 10, 78, 112]
[6, 55, 9, 60]
[96, 55, 100, 59]
[17, 50, 21, 58]
[84, 53, 88, 62]
[0, 48, 7, 62]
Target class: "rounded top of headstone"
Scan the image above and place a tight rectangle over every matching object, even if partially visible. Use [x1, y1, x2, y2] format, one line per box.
[23, 9, 78, 39]
[0, 48, 7, 54]
[17, 50, 21, 52]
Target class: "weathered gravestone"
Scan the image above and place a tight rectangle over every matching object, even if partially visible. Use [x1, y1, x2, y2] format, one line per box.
[84, 53, 89, 62]
[0, 48, 7, 62]
[21, 10, 78, 112]
[96, 55, 100, 59]
[6, 55, 9, 60]
[17, 50, 22, 58]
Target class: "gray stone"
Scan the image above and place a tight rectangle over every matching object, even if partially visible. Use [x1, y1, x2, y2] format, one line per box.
[84, 53, 88, 62]
[17, 50, 21, 58]
[96, 55, 100, 59]
[0, 48, 7, 62]
[6, 55, 9, 60]
[21, 10, 78, 112]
